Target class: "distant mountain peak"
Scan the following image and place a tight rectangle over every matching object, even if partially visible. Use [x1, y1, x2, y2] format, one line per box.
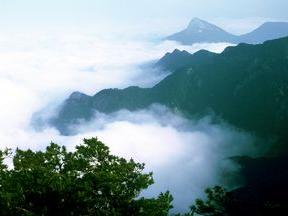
[171, 49, 189, 54]
[187, 18, 215, 31]
[166, 19, 288, 45]
[165, 18, 237, 45]
[171, 48, 181, 53]
[161, 49, 190, 59]
[69, 91, 89, 100]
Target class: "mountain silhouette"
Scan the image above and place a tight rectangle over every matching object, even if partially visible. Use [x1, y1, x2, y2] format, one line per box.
[166, 18, 288, 45]
[50, 37, 288, 143]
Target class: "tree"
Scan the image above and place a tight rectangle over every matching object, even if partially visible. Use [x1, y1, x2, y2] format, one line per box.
[0, 138, 173, 216]
[188, 186, 231, 216]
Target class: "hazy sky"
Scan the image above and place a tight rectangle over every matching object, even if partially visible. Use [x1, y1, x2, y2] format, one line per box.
[1, 0, 288, 34]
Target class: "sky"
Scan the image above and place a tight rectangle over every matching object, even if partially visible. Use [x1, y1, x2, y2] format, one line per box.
[1, 0, 288, 35]
[0, 0, 281, 211]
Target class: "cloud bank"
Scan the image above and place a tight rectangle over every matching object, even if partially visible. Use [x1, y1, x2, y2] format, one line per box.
[0, 31, 233, 147]
[0, 30, 245, 211]
[52, 105, 259, 212]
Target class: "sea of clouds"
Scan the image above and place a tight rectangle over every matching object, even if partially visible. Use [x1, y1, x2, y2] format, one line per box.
[59, 105, 261, 212]
[0, 27, 261, 211]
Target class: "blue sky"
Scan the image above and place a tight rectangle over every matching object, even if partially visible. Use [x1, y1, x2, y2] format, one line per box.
[1, 0, 288, 34]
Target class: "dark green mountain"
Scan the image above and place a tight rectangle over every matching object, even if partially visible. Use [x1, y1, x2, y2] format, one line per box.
[51, 37, 288, 141]
[155, 48, 216, 72]
[166, 18, 288, 45]
[224, 155, 288, 215]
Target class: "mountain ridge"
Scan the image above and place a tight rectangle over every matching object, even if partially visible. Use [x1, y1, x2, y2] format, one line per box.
[166, 18, 288, 45]
[49, 37, 288, 142]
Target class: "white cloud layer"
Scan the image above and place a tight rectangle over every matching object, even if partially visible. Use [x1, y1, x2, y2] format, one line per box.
[57, 105, 259, 212]
[27, 105, 259, 212]
[0, 31, 233, 146]
[0, 30, 242, 212]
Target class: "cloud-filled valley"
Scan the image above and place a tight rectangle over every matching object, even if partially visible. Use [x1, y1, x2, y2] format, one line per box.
[66, 105, 260, 212]
[0, 30, 233, 147]
[0, 29, 264, 211]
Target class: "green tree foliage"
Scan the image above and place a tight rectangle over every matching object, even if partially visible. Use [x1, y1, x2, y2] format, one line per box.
[0, 138, 173, 216]
[187, 186, 231, 216]
[185, 183, 288, 216]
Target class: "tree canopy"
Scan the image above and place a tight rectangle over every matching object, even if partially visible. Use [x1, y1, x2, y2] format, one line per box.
[0, 138, 173, 216]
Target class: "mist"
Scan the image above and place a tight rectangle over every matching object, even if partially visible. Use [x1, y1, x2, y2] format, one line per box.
[3, 103, 260, 212]
[0, 30, 233, 148]
[60, 105, 261, 212]
[0, 26, 263, 212]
